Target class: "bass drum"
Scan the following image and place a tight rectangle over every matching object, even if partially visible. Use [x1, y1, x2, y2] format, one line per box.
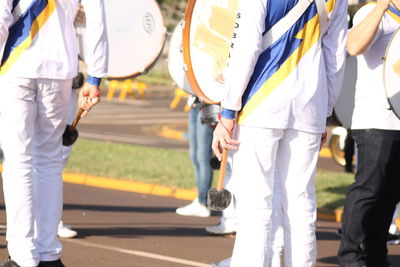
[384, 27, 400, 119]
[333, 55, 357, 129]
[182, 0, 240, 104]
[76, 0, 167, 80]
[167, 22, 195, 95]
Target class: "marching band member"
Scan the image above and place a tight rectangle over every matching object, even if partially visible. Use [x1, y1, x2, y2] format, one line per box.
[212, 0, 347, 266]
[338, 1, 400, 266]
[0, 0, 108, 266]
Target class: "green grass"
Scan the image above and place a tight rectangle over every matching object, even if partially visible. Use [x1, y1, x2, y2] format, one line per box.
[65, 139, 195, 189]
[65, 139, 354, 211]
[315, 169, 353, 211]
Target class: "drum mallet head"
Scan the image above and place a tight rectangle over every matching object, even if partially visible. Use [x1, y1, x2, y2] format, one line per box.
[62, 125, 79, 146]
[62, 108, 84, 147]
[207, 149, 232, 211]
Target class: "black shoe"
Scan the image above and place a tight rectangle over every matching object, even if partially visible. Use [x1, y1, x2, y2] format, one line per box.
[38, 259, 65, 267]
[387, 233, 400, 245]
[0, 258, 20, 267]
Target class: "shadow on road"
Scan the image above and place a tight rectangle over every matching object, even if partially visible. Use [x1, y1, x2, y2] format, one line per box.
[63, 203, 221, 216]
[318, 254, 400, 266]
[74, 226, 214, 238]
[63, 203, 177, 213]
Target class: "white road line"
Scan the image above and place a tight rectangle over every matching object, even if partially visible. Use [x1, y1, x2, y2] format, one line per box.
[63, 239, 210, 267]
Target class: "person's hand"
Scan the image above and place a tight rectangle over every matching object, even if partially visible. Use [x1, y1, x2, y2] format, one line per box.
[212, 117, 240, 160]
[320, 130, 328, 151]
[74, 4, 85, 26]
[79, 82, 100, 117]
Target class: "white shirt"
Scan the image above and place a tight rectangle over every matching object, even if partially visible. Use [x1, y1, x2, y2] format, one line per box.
[0, 0, 108, 80]
[351, 4, 400, 130]
[222, 0, 347, 133]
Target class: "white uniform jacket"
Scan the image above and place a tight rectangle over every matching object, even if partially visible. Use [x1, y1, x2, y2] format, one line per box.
[222, 0, 347, 133]
[0, 0, 108, 80]
[351, 3, 400, 131]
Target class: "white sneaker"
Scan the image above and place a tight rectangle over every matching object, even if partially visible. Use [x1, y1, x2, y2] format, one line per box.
[212, 257, 231, 267]
[58, 221, 78, 238]
[176, 199, 210, 217]
[206, 222, 237, 235]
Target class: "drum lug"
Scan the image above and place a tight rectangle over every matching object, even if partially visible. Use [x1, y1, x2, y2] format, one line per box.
[180, 20, 186, 29]
[183, 64, 188, 72]
[381, 56, 386, 61]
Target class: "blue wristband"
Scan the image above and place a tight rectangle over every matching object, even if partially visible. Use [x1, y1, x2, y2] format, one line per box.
[221, 108, 236, 120]
[87, 75, 101, 86]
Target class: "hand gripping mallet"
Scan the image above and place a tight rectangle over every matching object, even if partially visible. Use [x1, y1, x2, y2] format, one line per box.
[62, 107, 85, 146]
[207, 149, 232, 211]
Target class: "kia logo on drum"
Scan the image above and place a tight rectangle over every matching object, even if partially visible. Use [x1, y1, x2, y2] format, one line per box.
[143, 12, 155, 33]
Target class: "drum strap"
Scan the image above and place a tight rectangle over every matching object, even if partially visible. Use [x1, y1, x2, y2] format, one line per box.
[262, 0, 328, 51]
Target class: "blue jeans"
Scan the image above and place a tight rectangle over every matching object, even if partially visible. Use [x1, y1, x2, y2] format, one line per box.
[188, 104, 213, 206]
[338, 129, 400, 267]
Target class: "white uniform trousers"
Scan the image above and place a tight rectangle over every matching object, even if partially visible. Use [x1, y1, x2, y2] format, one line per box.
[62, 89, 77, 166]
[230, 126, 321, 267]
[0, 77, 71, 266]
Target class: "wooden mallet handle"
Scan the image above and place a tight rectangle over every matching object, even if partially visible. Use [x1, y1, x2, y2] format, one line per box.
[69, 108, 85, 132]
[216, 149, 228, 191]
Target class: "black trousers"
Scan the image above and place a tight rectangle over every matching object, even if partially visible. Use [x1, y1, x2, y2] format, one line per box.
[338, 129, 400, 267]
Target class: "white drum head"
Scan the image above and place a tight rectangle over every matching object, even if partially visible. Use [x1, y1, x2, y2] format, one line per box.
[167, 22, 194, 95]
[333, 55, 357, 128]
[78, 0, 166, 80]
[384, 27, 400, 119]
[182, 0, 239, 104]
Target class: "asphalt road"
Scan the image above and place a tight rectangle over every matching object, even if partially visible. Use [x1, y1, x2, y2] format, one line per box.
[0, 181, 399, 266]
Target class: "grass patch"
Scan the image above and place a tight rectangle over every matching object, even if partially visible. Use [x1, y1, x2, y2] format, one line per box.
[315, 170, 354, 211]
[66, 139, 354, 211]
[66, 139, 195, 189]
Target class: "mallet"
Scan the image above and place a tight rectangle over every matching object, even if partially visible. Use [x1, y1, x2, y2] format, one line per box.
[207, 149, 232, 211]
[62, 108, 85, 146]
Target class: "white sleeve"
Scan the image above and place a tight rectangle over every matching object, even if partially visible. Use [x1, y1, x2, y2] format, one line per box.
[81, 0, 108, 78]
[0, 1, 14, 59]
[322, 0, 348, 117]
[221, 0, 267, 111]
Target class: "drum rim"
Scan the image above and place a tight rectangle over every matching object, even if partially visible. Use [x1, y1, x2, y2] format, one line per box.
[383, 27, 400, 120]
[107, 0, 167, 81]
[182, 0, 219, 104]
[167, 21, 185, 89]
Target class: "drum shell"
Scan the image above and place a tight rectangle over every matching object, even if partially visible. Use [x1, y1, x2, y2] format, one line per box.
[384, 27, 400, 119]
[182, 0, 240, 104]
[167, 22, 195, 95]
[77, 0, 167, 80]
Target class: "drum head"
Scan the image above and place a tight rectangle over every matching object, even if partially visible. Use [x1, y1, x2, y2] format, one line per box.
[384, 27, 400, 119]
[182, 0, 239, 104]
[167, 22, 194, 95]
[333, 55, 357, 128]
[78, 0, 167, 80]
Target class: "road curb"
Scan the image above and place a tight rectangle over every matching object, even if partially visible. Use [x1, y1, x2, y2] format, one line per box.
[0, 163, 341, 222]
[62, 172, 197, 201]
[63, 172, 342, 222]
